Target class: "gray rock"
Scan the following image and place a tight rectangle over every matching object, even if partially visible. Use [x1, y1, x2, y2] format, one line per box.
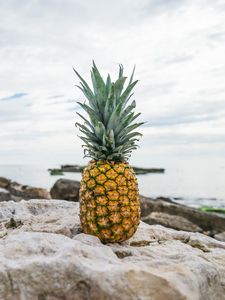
[49, 178, 225, 238]
[0, 177, 50, 201]
[140, 195, 225, 238]
[0, 177, 10, 189]
[214, 231, 225, 242]
[0, 199, 81, 237]
[50, 178, 80, 201]
[0, 188, 11, 202]
[0, 199, 225, 300]
[8, 181, 51, 200]
[142, 211, 203, 232]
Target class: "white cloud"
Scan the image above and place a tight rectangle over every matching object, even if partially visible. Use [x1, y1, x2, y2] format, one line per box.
[0, 0, 225, 165]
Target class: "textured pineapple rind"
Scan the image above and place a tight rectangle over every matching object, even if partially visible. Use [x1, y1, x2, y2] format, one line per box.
[79, 160, 140, 243]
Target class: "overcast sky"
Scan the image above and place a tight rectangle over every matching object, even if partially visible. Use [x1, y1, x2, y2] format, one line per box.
[0, 0, 225, 167]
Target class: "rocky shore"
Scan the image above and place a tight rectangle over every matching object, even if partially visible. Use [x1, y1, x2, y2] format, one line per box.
[0, 199, 225, 300]
[49, 164, 165, 175]
[1, 176, 225, 242]
[0, 176, 225, 299]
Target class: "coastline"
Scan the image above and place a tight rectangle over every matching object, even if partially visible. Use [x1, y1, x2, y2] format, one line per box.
[0, 163, 225, 209]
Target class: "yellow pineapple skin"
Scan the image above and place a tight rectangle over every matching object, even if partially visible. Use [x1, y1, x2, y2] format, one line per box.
[79, 160, 140, 243]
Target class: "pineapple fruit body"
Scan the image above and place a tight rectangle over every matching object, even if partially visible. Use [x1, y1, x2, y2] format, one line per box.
[80, 160, 140, 243]
[74, 62, 144, 243]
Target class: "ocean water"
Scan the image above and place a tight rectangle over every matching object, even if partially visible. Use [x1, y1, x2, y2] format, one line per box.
[0, 161, 225, 209]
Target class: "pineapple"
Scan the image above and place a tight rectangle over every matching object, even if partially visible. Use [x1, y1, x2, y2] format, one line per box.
[74, 62, 144, 243]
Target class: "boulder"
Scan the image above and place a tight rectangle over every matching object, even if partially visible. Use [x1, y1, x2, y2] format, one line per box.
[50, 178, 80, 201]
[214, 232, 225, 242]
[8, 181, 51, 200]
[0, 188, 11, 202]
[144, 211, 203, 232]
[0, 177, 51, 201]
[0, 199, 225, 300]
[140, 196, 225, 238]
[49, 178, 225, 239]
[0, 177, 10, 189]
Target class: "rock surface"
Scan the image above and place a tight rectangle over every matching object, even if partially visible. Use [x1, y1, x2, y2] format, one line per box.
[140, 196, 225, 238]
[8, 181, 51, 200]
[0, 188, 11, 202]
[48, 179, 225, 239]
[0, 177, 10, 189]
[50, 178, 80, 201]
[0, 199, 225, 300]
[0, 177, 51, 201]
[214, 231, 225, 242]
[51, 164, 165, 174]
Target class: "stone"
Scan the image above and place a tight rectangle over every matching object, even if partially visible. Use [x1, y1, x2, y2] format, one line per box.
[49, 178, 225, 238]
[8, 181, 51, 200]
[0, 177, 50, 201]
[0, 199, 225, 300]
[0, 188, 11, 202]
[0, 177, 10, 189]
[140, 195, 225, 238]
[50, 178, 80, 201]
[214, 231, 225, 242]
[0, 199, 80, 237]
[142, 211, 203, 232]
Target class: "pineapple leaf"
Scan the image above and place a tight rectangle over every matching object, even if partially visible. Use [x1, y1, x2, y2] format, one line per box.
[119, 64, 123, 78]
[120, 80, 138, 107]
[74, 62, 144, 161]
[117, 122, 144, 140]
[114, 76, 127, 104]
[73, 68, 93, 95]
[105, 74, 112, 96]
[103, 83, 115, 122]
[77, 102, 100, 124]
[94, 121, 106, 140]
[128, 65, 136, 85]
[76, 112, 94, 131]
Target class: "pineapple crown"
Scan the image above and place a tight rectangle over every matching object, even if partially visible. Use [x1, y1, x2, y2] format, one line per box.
[74, 61, 144, 162]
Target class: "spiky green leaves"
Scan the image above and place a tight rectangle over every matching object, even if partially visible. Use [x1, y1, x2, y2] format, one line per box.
[74, 62, 144, 161]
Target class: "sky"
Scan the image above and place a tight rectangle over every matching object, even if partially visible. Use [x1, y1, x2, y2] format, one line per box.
[0, 0, 225, 167]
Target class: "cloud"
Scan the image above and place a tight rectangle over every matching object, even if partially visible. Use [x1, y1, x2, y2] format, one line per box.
[0, 0, 225, 164]
[142, 99, 225, 127]
[0, 92, 28, 101]
[140, 0, 188, 15]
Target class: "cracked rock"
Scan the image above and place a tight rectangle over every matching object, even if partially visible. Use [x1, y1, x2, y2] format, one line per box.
[0, 199, 225, 300]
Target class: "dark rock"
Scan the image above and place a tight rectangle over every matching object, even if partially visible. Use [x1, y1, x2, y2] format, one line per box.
[143, 211, 203, 232]
[0, 177, 51, 201]
[8, 181, 51, 200]
[10, 195, 23, 202]
[61, 164, 85, 172]
[140, 195, 225, 237]
[214, 232, 225, 242]
[50, 165, 165, 175]
[50, 179, 80, 201]
[0, 188, 11, 202]
[0, 177, 10, 189]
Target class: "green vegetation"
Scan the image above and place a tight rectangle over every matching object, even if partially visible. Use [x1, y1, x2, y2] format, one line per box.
[199, 206, 225, 214]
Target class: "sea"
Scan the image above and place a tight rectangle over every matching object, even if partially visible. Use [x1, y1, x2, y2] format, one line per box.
[0, 160, 225, 209]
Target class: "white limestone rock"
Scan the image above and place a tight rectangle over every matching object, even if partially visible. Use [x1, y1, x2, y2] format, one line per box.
[0, 199, 225, 300]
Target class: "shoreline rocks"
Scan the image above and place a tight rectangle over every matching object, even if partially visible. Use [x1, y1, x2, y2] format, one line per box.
[50, 178, 80, 201]
[140, 196, 225, 239]
[49, 178, 225, 240]
[0, 188, 11, 202]
[0, 177, 51, 201]
[1, 176, 225, 242]
[49, 164, 165, 175]
[0, 199, 225, 300]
